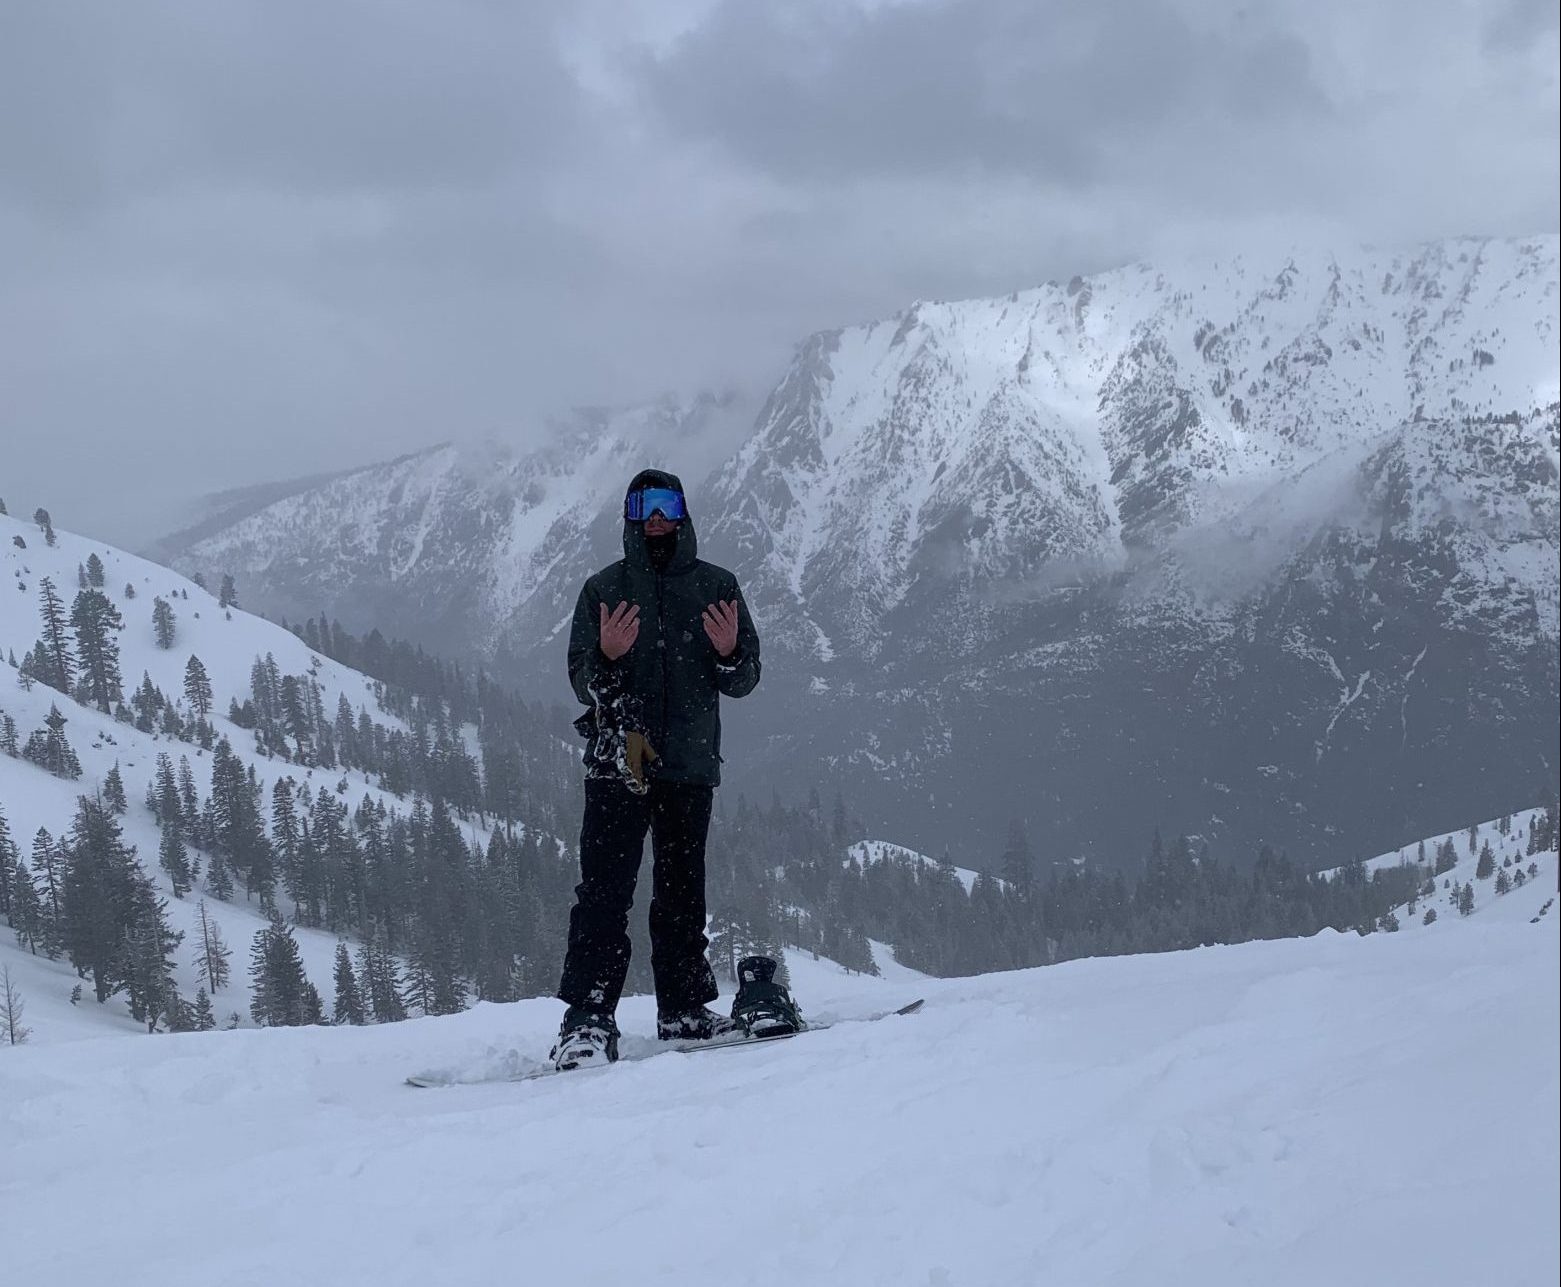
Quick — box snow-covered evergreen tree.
[71,588,125,713]
[102,762,128,815]
[248,910,315,1027]
[23,704,83,780]
[183,655,214,720]
[60,797,140,1003]
[35,577,75,693]
[152,596,177,650]
[332,941,366,1025]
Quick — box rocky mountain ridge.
[164,236,1560,867]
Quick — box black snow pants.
[556,777,719,1016]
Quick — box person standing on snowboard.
[551,469,771,1070]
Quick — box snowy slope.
[3,851,1554,1287]
[849,838,1006,893]
[0,512,498,1038]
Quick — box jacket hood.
[622,468,698,573]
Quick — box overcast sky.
[2,0,1556,546]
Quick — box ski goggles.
[624,486,687,522]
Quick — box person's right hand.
[599,600,640,660]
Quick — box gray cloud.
[636,0,1328,183]
[0,0,1554,547]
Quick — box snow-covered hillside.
[0,511,500,1037]
[849,838,1006,894]
[4,846,1555,1286]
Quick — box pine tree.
[248,910,313,1027]
[205,845,235,902]
[0,803,17,921]
[357,925,407,1023]
[159,817,192,898]
[71,589,125,713]
[178,758,201,834]
[9,860,46,954]
[1457,883,1475,917]
[1422,906,1437,925]
[85,553,106,588]
[1434,838,1458,876]
[1000,818,1034,892]
[1476,842,1496,880]
[124,582,136,600]
[122,875,184,1032]
[35,577,75,692]
[332,941,366,1024]
[193,987,216,1031]
[23,705,83,779]
[183,655,214,720]
[33,507,56,547]
[60,796,140,1003]
[219,574,239,610]
[193,900,232,993]
[103,763,128,815]
[1495,867,1512,895]
[30,827,64,937]
[0,713,18,756]
[1,966,30,1044]
[152,597,177,650]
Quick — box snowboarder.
[551,469,766,1070]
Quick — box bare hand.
[600,601,640,660]
[702,599,740,658]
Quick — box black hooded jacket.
[567,469,761,787]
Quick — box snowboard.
[404,998,924,1088]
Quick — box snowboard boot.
[549,1005,620,1071]
[730,956,804,1037]
[656,1005,742,1043]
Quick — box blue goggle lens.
[625,487,686,521]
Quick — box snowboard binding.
[730,955,804,1038]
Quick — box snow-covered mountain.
[155,393,753,668]
[157,237,1560,868]
[5,816,1556,1286]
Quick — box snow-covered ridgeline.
[706,235,1559,644]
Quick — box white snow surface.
[4,853,1556,1287]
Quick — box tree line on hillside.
[4,528,1556,1035]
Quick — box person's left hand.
[702,600,740,658]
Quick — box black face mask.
[645,529,677,570]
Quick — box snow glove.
[573,662,660,795]
[623,730,659,795]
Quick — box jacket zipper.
[656,572,669,750]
